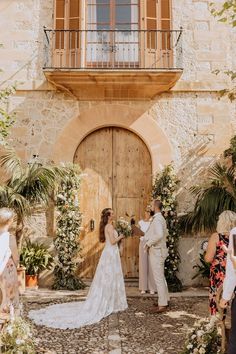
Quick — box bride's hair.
[99,208,112,243]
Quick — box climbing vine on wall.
[53,166,85,290]
[152,164,182,292]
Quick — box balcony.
[43,29,183,100]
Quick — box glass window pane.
[115,5,131,23]
[115,0,139,4]
[56,0,65,18]
[97,0,110,3]
[70,0,79,17]
[97,5,110,23]
[147,0,156,18]
[161,0,170,19]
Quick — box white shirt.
[222,227,236,301]
[138,220,151,233]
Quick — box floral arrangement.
[152,163,182,292]
[0,316,35,353]
[53,166,85,290]
[181,318,222,354]
[116,217,132,237]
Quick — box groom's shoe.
[149,306,169,314]
[152,301,170,308]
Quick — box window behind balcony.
[53,0,172,69]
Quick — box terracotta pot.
[25,275,38,288]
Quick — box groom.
[144,199,169,313]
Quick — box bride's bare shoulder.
[105,224,113,231]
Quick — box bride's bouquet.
[116,217,132,238]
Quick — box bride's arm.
[106,224,124,245]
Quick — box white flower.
[6,325,13,335]
[16,339,25,345]
[199,348,205,354]
[187,344,193,349]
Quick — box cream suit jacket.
[144,212,168,252]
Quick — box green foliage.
[53,166,85,290]
[224,135,236,164]
[0,149,79,248]
[0,316,35,354]
[181,318,222,354]
[0,86,16,145]
[152,164,183,292]
[210,2,236,101]
[20,240,53,276]
[210,1,236,27]
[192,253,211,280]
[0,42,16,145]
[180,143,236,233]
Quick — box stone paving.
[22,287,209,354]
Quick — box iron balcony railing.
[43,29,183,70]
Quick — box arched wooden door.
[74,127,152,278]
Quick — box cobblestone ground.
[24,296,208,354]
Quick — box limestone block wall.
[0,0,236,286]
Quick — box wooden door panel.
[74,126,152,278]
[74,128,113,278]
[113,127,152,278]
[116,197,141,278]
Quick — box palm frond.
[0,148,23,179]
[0,185,30,221]
[182,185,236,233]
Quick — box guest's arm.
[9,235,19,267]
[204,233,218,263]
[222,232,236,304]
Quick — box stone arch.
[51,104,173,173]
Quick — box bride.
[29,208,128,329]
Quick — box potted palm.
[20,240,53,288]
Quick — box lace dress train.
[29,230,127,329]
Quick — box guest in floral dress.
[205,210,236,316]
[0,208,19,314]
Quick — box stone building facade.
[0,0,235,285]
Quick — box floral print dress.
[209,233,229,315]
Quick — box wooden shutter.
[54,0,80,49]
[146,0,158,49]
[55,0,65,49]
[160,0,171,49]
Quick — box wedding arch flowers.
[53,166,85,290]
[152,163,182,292]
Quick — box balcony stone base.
[44,70,183,100]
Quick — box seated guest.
[205,210,236,316]
[0,208,19,314]
[220,227,236,354]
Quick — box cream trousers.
[149,248,169,307]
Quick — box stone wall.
[0,0,236,286]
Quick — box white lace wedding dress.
[28,228,128,329]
